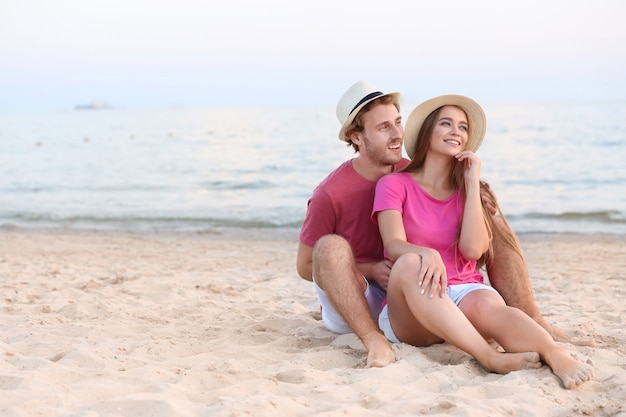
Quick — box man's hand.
[360,259,394,290]
[480,181,498,216]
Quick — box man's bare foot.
[483,351,542,374]
[537,318,596,347]
[543,345,593,389]
[364,334,395,368]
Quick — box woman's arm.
[377,209,412,262]
[377,209,447,293]
[456,151,489,259]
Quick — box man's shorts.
[313,274,386,334]
[379,282,500,344]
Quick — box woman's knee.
[461,291,505,322]
[393,253,422,272]
[389,253,422,286]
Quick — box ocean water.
[0,101,624,235]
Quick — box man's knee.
[313,234,352,262]
[312,235,355,281]
[312,234,365,295]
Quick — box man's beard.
[362,136,402,167]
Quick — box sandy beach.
[0,226,624,417]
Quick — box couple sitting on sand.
[296,80,593,390]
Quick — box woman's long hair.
[401,106,523,269]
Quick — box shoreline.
[1,227,624,416]
[2,223,625,239]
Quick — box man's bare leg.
[312,235,395,367]
[487,218,595,346]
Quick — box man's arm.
[296,241,314,281]
[479,182,594,345]
[479,181,498,215]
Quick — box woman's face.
[429,105,469,156]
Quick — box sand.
[0,226,624,417]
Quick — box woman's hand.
[418,248,447,298]
[455,150,481,187]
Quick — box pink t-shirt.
[372,172,483,285]
[300,159,409,264]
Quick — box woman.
[372,95,592,389]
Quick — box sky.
[1,0,625,112]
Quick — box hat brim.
[339,91,401,141]
[403,95,486,158]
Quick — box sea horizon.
[1,101,624,235]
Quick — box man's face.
[355,103,404,167]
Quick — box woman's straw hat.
[403,95,486,158]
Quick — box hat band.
[349,91,383,116]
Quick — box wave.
[506,210,626,235]
[1,210,624,235]
[503,178,626,186]
[510,210,625,224]
[0,212,304,231]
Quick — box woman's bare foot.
[543,345,593,389]
[483,351,542,374]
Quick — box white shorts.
[379,283,500,343]
[313,274,386,334]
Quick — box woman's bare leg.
[387,254,541,374]
[487,218,594,346]
[460,290,593,389]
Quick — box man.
[296,80,588,368]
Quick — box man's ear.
[349,131,362,146]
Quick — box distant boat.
[75,101,110,110]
